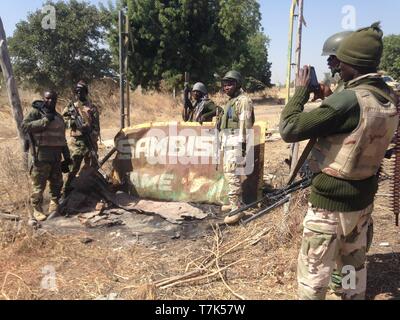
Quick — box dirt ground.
[0,87,399,300]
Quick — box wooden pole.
[0,17,25,152]
[284,0,297,106]
[289,0,305,177]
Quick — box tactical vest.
[220,95,242,130]
[70,102,93,138]
[33,114,67,147]
[309,85,399,180]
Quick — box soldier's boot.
[224,204,245,225]
[33,205,47,222]
[221,204,232,213]
[48,200,59,216]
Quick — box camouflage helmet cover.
[322,31,353,56]
[222,70,243,86]
[192,82,208,95]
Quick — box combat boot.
[33,205,47,222]
[48,200,59,215]
[224,205,245,225]
[220,204,232,213]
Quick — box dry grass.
[1,84,398,300]
[0,198,306,300]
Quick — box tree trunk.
[0,17,25,153]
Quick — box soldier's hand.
[296,65,311,88]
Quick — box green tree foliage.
[380,35,400,80]
[8,0,112,93]
[107,0,271,91]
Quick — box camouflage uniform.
[220,90,255,210]
[62,100,100,194]
[298,204,373,300]
[22,105,70,216]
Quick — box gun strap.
[287,138,317,185]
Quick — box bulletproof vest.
[220,95,242,130]
[33,114,67,147]
[70,101,93,138]
[309,85,399,180]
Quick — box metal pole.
[119,10,125,130]
[0,17,25,153]
[125,14,131,127]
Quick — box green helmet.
[322,31,353,56]
[192,82,207,95]
[222,70,242,86]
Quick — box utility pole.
[284,0,297,106]
[289,0,305,179]
[125,14,131,127]
[119,10,126,130]
[0,17,25,153]
[284,0,306,214]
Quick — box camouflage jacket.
[63,100,100,139]
[220,90,255,143]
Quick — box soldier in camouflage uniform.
[183,82,217,123]
[218,71,255,224]
[22,91,71,222]
[280,23,399,300]
[62,81,100,196]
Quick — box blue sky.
[1,0,399,84]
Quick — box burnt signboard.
[112,122,266,205]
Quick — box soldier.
[22,91,71,222]
[62,81,100,196]
[218,70,255,224]
[322,30,353,92]
[280,23,399,300]
[183,82,217,123]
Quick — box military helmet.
[75,80,89,93]
[322,31,353,56]
[192,82,207,95]
[222,70,242,86]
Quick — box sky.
[1,0,399,84]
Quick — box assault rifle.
[68,103,100,169]
[225,174,312,225]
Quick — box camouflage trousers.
[30,161,63,207]
[64,137,98,194]
[223,148,242,208]
[297,203,373,300]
